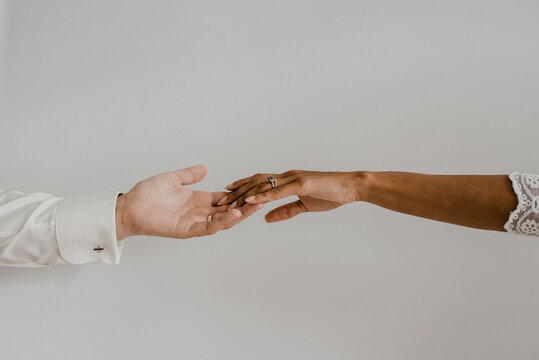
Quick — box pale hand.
[115,165,263,239]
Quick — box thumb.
[265,200,307,223]
[174,164,207,185]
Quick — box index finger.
[225,175,254,191]
[244,182,302,205]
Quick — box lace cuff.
[504,172,539,236]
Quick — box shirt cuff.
[55,192,125,265]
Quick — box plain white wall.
[1,0,539,359]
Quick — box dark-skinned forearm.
[356,172,518,231]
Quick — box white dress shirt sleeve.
[0,189,125,267]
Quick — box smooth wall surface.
[1,1,539,359]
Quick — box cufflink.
[93,244,106,253]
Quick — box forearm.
[357,172,518,231]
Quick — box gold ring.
[268,175,278,189]
[207,214,213,222]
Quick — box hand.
[115,165,263,240]
[218,170,363,222]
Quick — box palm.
[120,166,261,239]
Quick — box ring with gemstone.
[207,214,213,222]
[268,175,278,189]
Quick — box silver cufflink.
[93,244,105,253]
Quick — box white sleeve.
[0,190,125,267]
[504,173,539,236]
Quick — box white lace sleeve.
[504,172,539,236]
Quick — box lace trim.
[504,172,539,236]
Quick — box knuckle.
[296,176,312,192]
[284,206,294,218]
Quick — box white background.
[1,0,539,359]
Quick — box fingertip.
[264,212,276,223]
[176,164,207,184]
[191,164,207,174]
[230,209,242,218]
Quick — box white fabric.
[0,190,123,267]
[504,172,539,236]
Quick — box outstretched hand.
[219,170,362,222]
[115,165,263,239]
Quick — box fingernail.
[217,196,227,205]
[229,201,237,209]
[245,196,255,203]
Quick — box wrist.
[115,193,132,240]
[352,171,374,202]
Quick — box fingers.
[188,209,241,237]
[209,205,229,215]
[174,164,207,185]
[265,200,307,223]
[211,191,229,205]
[225,176,253,191]
[244,182,303,205]
[224,181,274,208]
[188,203,263,237]
[210,208,243,228]
[218,173,297,207]
[217,181,256,206]
[213,203,262,231]
[219,173,270,205]
[234,202,264,222]
[225,170,300,191]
